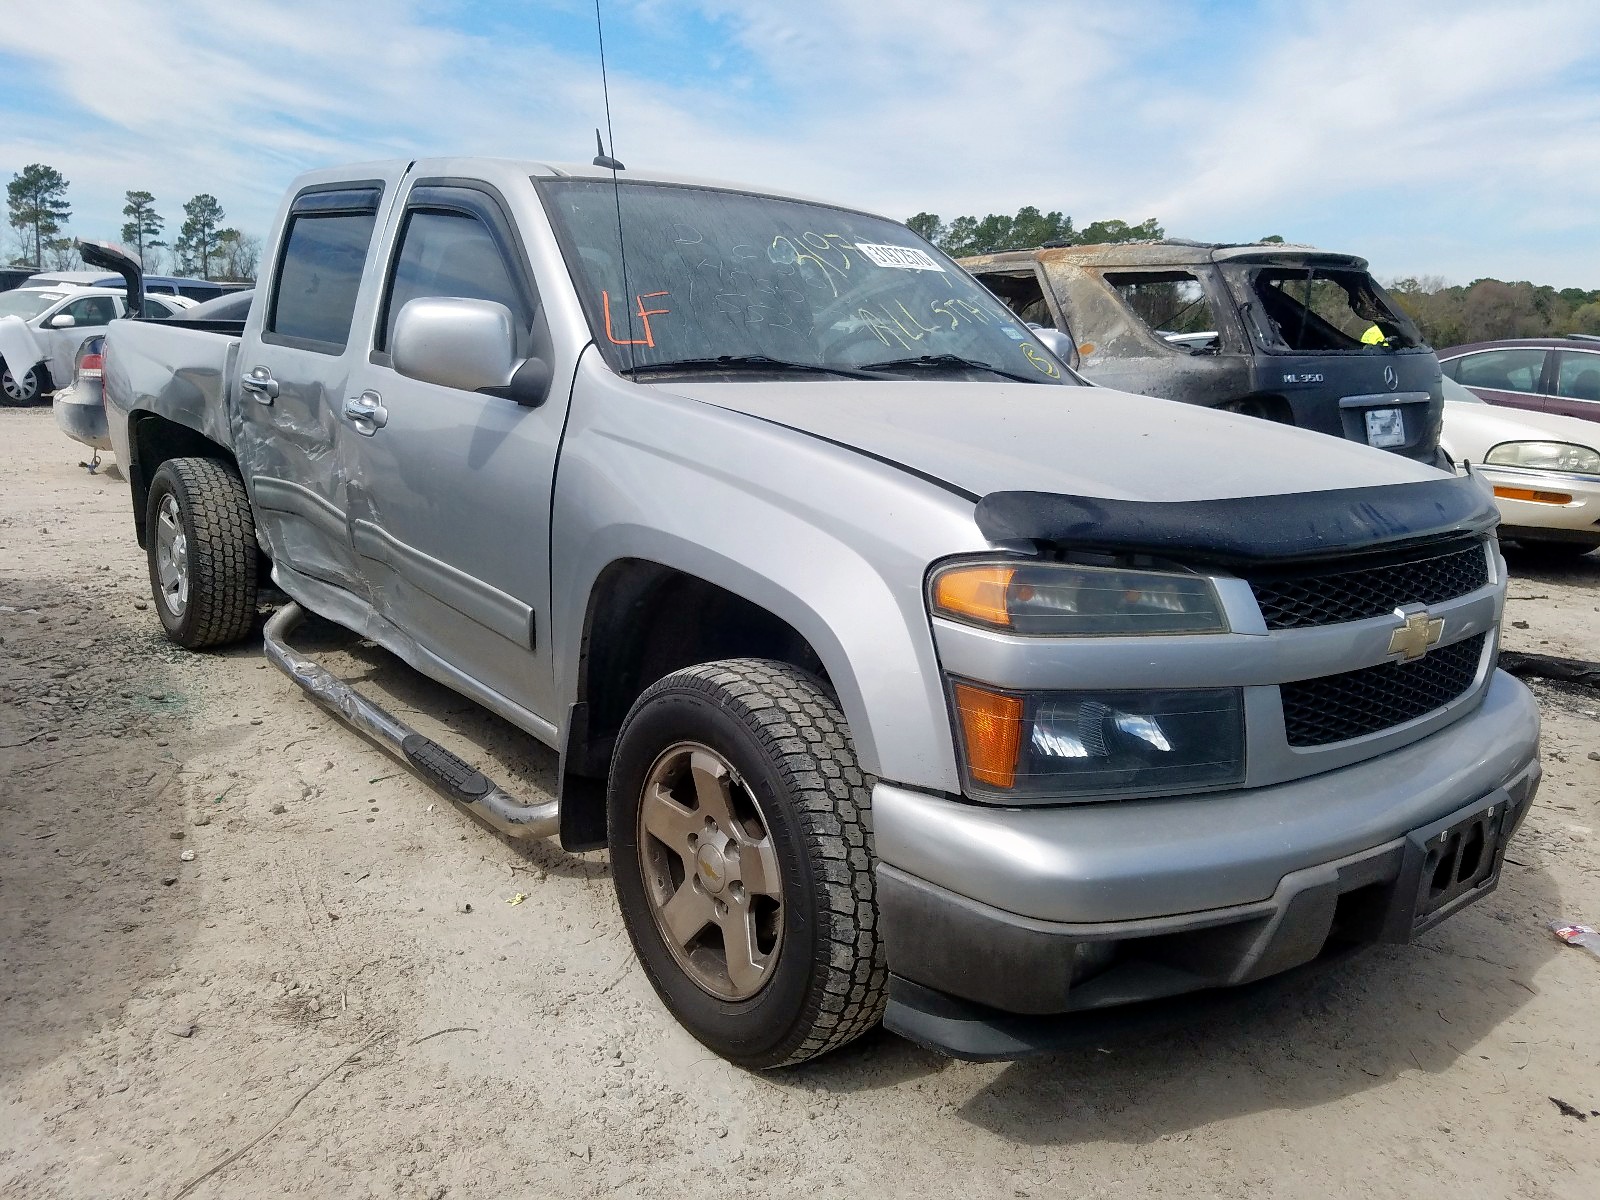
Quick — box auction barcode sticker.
[854,243,945,271]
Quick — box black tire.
[609,659,886,1068]
[0,360,46,406]
[145,457,260,648]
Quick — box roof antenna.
[592,0,636,364]
[593,129,624,172]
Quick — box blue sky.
[3,0,1598,287]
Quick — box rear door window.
[267,204,380,350]
[1453,348,1548,394]
[1554,351,1600,401]
[1106,271,1218,351]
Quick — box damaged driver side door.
[235,176,401,598]
[337,183,563,724]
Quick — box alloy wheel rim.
[637,741,784,1001]
[154,494,190,617]
[1,368,33,401]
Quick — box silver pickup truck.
[99,157,1541,1068]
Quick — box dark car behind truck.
[963,241,1446,466]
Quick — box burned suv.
[964,241,1446,466]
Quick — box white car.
[1442,375,1600,559]
[0,287,190,406]
[0,287,127,404]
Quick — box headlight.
[950,680,1245,798]
[1484,441,1600,474]
[930,560,1228,636]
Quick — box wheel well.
[128,414,237,547]
[559,560,828,849]
[1221,393,1294,424]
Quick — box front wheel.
[609,659,885,1068]
[145,457,261,648]
[0,361,45,406]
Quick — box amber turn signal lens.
[933,566,1015,628]
[952,682,1024,790]
[1493,485,1573,505]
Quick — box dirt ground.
[2,405,1598,1200]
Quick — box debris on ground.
[1549,1097,1590,1121]
[1549,921,1600,960]
[1500,651,1600,688]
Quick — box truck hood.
[660,379,1443,503]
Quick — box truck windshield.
[540,179,1068,384]
[0,290,65,321]
[1224,264,1422,353]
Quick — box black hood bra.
[975,473,1499,565]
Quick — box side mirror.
[392,297,518,394]
[1032,326,1079,372]
[49,312,77,329]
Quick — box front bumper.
[1477,464,1600,545]
[874,669,1541,1058]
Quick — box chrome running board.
[262,602,560,841]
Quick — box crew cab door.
[236,174,402,595]
[339,182,563,720]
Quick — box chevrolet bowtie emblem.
[1388,608,1444,661]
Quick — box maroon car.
[1438,334,1600,424]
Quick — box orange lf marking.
[602,290,673,347]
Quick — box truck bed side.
[103,317,244,544]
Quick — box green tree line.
[5,162,259,281]
[906,206,1165,257]
[1387,276,1600,348]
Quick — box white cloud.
[2,0,1597,284]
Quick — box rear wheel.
[145,457,260,648]
[0,362,45,406]
[609,658,885,1068]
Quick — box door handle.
[343,390,388,434]
[241,366,279,403]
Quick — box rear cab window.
[265,185,383,353]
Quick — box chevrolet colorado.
[97,158,1539,1067]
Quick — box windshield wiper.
[858,353,1042,384]
[624,354,883,381]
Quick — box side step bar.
[262,602,560,841]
